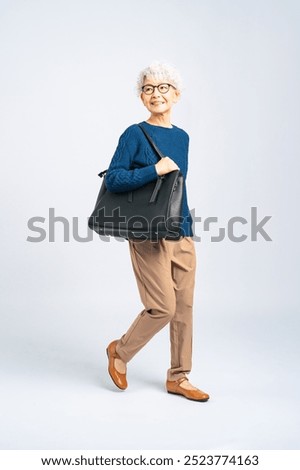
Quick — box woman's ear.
[140,93,146,106]
[173,89,181,103]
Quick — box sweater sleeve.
[105,126,158,193]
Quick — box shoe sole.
[167,390,209,402]
[106,347,127,390]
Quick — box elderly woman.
[105,62,209,402]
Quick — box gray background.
[1,0,299,450]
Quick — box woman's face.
[140,76,180,116]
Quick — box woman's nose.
[152,86,161,96]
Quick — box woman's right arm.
[105,126,158,193]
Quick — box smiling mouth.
[151,101,164,105]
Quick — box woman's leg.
[116,239,177,363]
[167,237,196,381]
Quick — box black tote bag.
[88,125,184,241]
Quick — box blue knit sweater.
[105,121,193,237]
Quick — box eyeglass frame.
[141,83,176,95]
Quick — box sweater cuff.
[138,164,158,184]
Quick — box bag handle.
[138,124,169,203]
[138,124,165,160]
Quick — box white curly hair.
[136,61,183,96]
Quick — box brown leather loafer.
[106,340,127,390]
[166,377,209,402]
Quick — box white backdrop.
[0,0,299,450]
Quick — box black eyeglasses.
[141,83,175,95]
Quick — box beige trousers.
[116,236,196,381]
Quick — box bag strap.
[138,124,165,160]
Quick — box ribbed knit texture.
[105,121,193,236]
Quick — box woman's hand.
[155,157,179,176]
